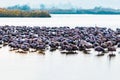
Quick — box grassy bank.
[0,8,51,17]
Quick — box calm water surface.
[0,14,120,29]
[0,14,120,80]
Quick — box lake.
[0,14,120,29]
[0,14,120,80]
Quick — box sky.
[0,0,120,9]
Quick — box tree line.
[0,8,51,17]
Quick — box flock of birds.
[0,25,120,58]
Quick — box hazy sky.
[0,0,120,9]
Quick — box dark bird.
[95,46,105,56]
[108,46,116,53]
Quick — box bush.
[0,8,51,17]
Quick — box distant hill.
[48,7,120,14]
[0,8,51,17]
[6,5,120,14]
[7,4,31,11]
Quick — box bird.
[95,46,105,56]
[108,46,116,53]
[108,46,116,58]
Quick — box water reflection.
[0,46,120,80]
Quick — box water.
[0,14,120,80]
[0,14,120,29]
